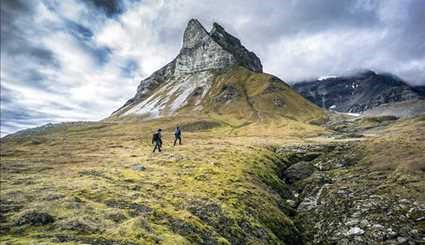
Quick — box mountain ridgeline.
[111,19,323,122]
[292,70,425,114]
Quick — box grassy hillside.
[1,115,424,244]
[200,67,325,123]
[0,117,323,244]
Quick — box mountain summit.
[112,19,322,122]
[293,70,424,114]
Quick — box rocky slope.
[111,19,323,123]
[362,99,425,118]
[292,70,424,113]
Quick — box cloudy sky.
[1,0,424,135]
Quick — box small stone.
[386,228,398,239]
[351,211,362,218]
[416,216,424,221]
[346,227,365,236]
[286,199,296,207]
[399,199,410,204]
[372,224,384,230]
[397,236,408,244]
[354,236,364,242]
[345,218,359,226]
[359,219,369,228]
[131,164,145,171]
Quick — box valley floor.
[0,115,424,244]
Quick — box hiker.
[174,126,182,146]
[152,129,162,152]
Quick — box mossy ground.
[1,115,424,244]
[0,116,324,244]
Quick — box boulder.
[283,161,316,184]
[16,210,54,226]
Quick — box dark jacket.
[152,132,162,144]
[175,128,181,137]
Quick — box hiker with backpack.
[152,129,162,152]
[174,126,182,146]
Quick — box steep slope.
[292,70,423,113]
[111,19,323,123]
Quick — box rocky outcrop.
[292,70,423,113]
[15,210,55,226]
[210,23,262,72]
[274,143,425,244]
[112,19,262,117]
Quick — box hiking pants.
[174,136,182,146]
[153,142,162,152]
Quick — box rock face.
[112,19,263,118]
[292,70,423,113]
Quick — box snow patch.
[123,71,214,118]
[318,75,337,81]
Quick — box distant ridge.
[292,70,423,113]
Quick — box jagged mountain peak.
[182,18,209,49]
[179,19,262,73]
[111,19,321,121]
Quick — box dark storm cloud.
[1,0,425,136]
[83,0,126,17]
[63,19,112,66]
[234,0,381,43]
[65,20,94,40]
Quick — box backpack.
[152,133,159,142]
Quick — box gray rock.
[345,227,365,236]
[372,224,385,230]
[397,236,408,244]
[15,210,54,226]
[345,218,360,226]
[386,228,398,239]
[283,161,316,184]
[131,164,145,171]
[210,22,262,72]
[285,199,297,207]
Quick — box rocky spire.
[112,19,264,116]
[182,19,210,49]
[176,19,262,73]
